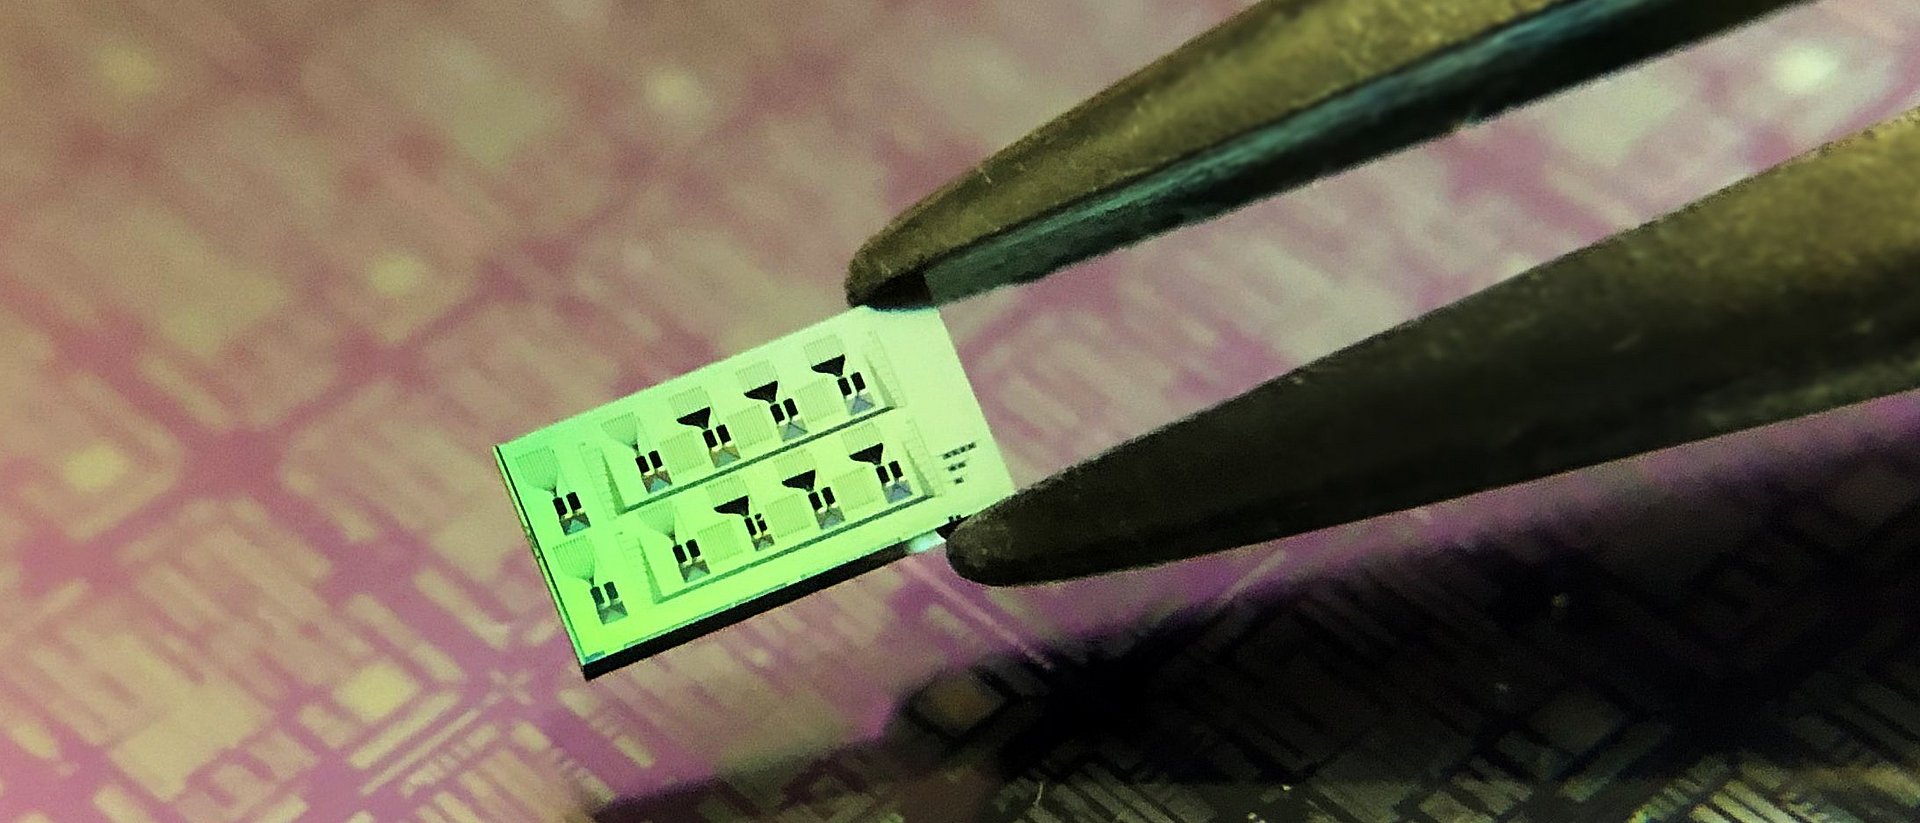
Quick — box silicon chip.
[494,308,1013,678]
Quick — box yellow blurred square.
[366,253,426,298]
[63,441,130,493]
[331,662,420,724]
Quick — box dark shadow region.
[597,417,1920,822]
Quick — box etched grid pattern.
[0,1,1918,821]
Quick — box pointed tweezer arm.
[844,0,1920,584]
[847,0,1804,308]
[950,109,1920,584]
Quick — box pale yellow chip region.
[93,782,162,823]
[253,795,310,823]
[7,717,62,761]
[608,734,654,769]
[366,252,426,298]
[110,678,267,801]
[428,499,519,582]
[643,66,718,134]
[510,720,551,751]
[119,206,289,360]
[297,702,353,750]
[1534,62,1695,169]
[62,441,131,493]
[93,40,163,105]
[377,28,559,169]
[332,661,421,724]
[1771,43,1842,96]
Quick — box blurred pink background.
[2,1,1919,820]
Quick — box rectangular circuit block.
[495,307,1013,678]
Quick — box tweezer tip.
[846,247,935,309]
[943,515,1029,586]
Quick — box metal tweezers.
[844,0,1920,585]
